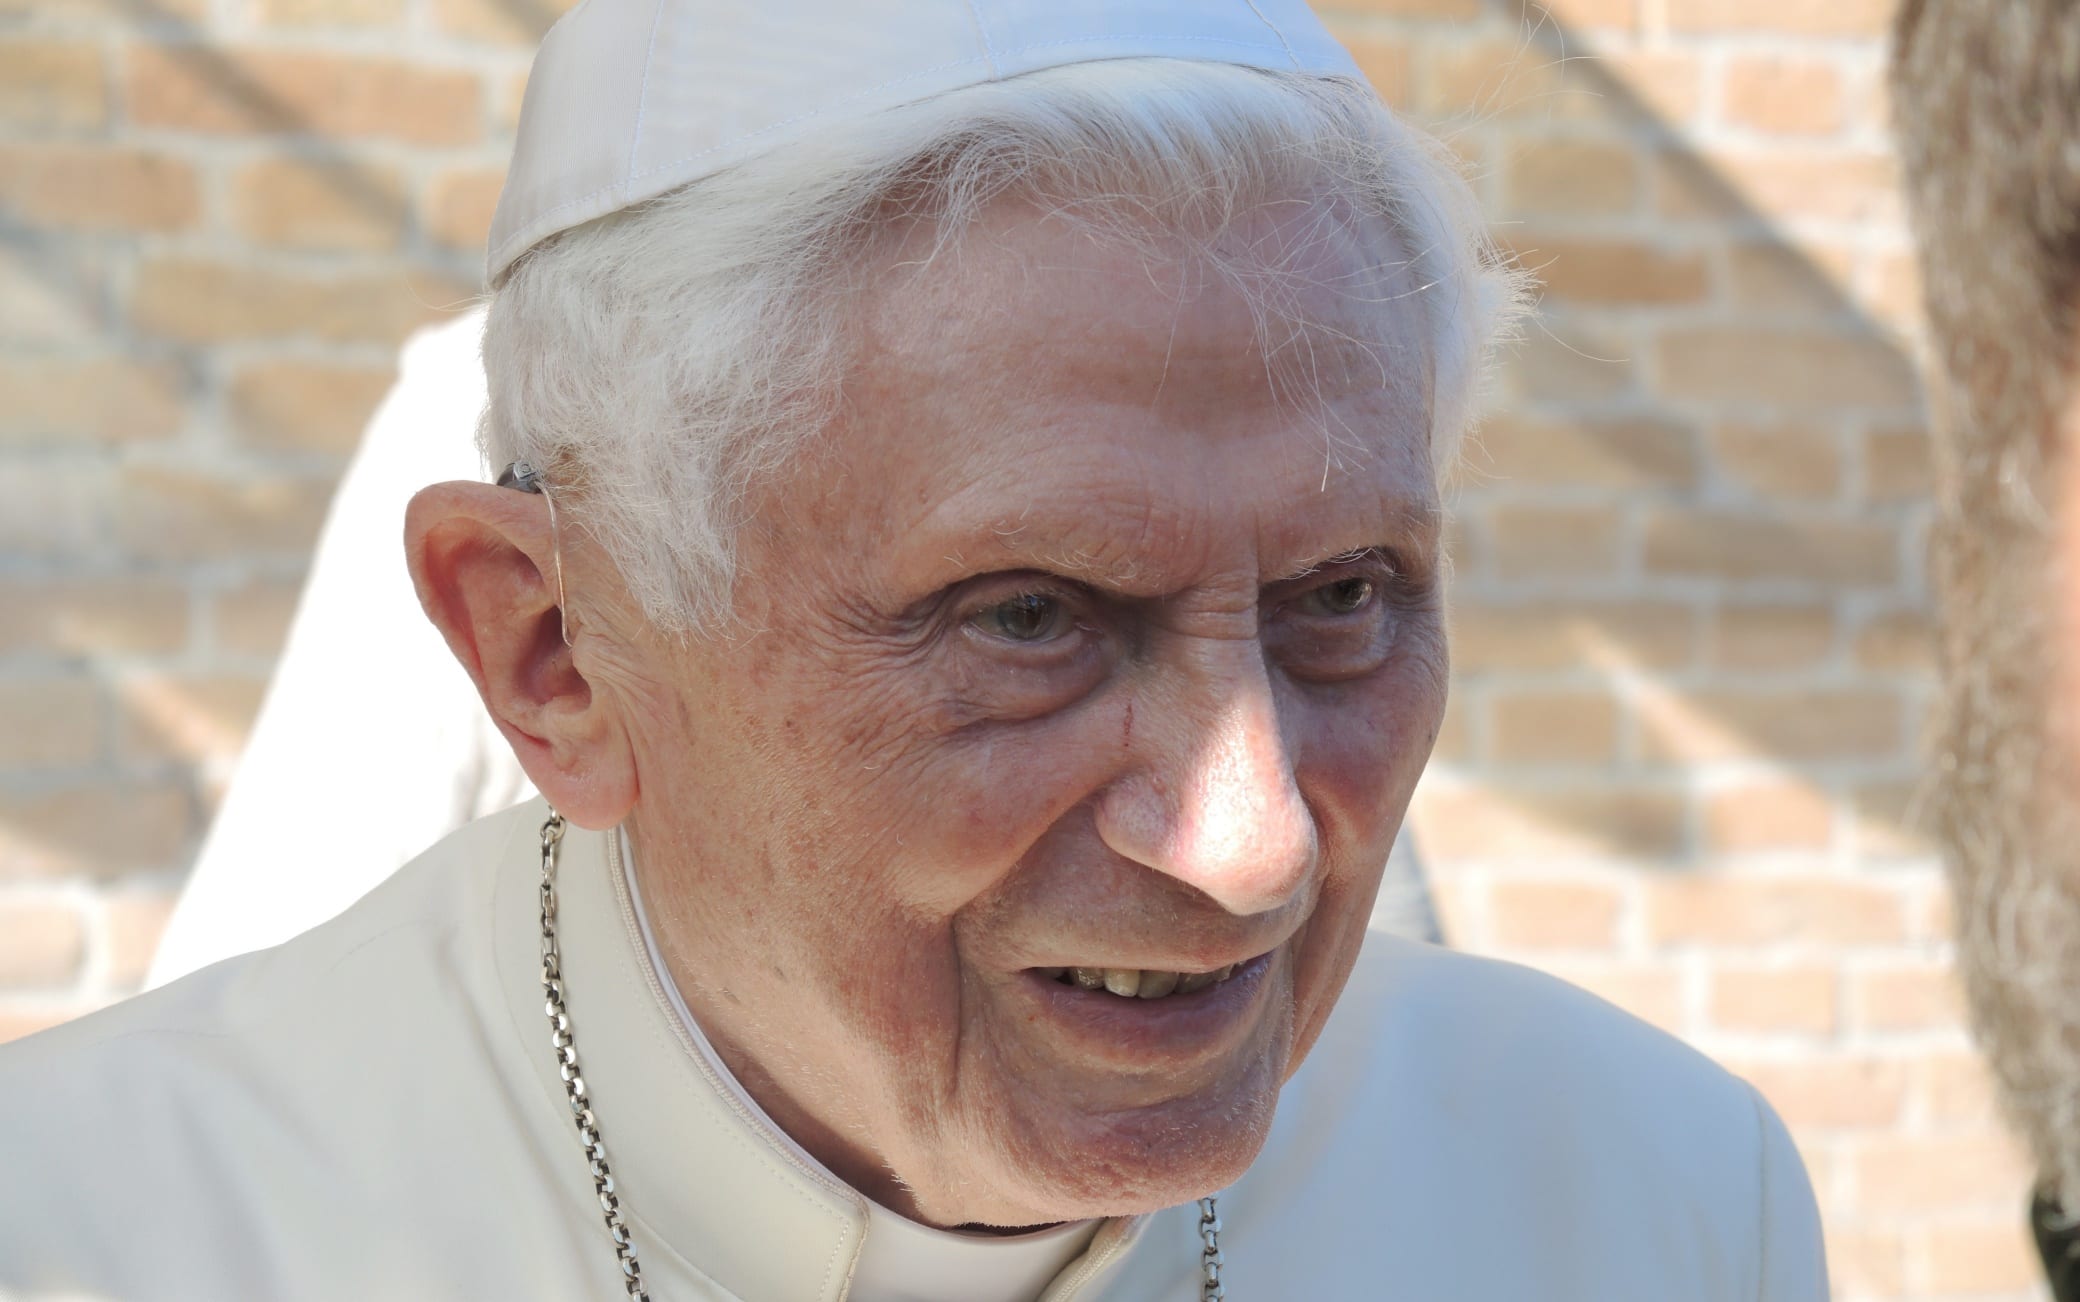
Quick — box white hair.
[481,58,1523,633]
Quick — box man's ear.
[404,480,636,829]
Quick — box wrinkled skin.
[416,194,1445,1230]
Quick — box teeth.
[1053,963,1246,997]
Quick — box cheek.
[1293,626,1447,845]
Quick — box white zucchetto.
[488,0,1362,282]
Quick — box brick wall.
[0,0,2023,1296]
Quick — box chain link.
[539,812,651,1302]
[1197,1196,1224,1301]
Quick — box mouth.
[1034,964,1247,1000]
[1011,951,1279,1069]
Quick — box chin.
[963,1054,1287,1226]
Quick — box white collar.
[616,828,1102,1302]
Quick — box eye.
[970,591,1076,643]
[1295,575,1377,617]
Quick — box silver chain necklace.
[534,811,1226,1301]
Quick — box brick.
[1601,50,1702,125]
[1488,879,1624,949]
[1739,1057,1911,1129]
[115,466,332,562]
[0,782,192,881]
[103,887,178,991]
[229,359,394,455]
[211,577,303,659]
[1341,33,1410,110]
[0,247,105,347]
[1535,960,1686,1034]
[1852,962,1964,1033]
[1920,1053,2001,1126]
[1531,0,1635,28]
[1418,39,1605,124]
[1866,248,1925,334]
[115,672,267,767]
[1923,1221,2045,1294]
[1672,151,1905,225]
[0,146,200,233]
[254,0,407,23]
[1647,876,1906,947]
[1414,784,1686,862]
[498,68,531,134]
[1720,57,1845,138]
[1510,237,1709,307]
[1863,424,1935,502]
[1431,692,1472,765]
[1490,690,1619,766]
[1854,610,1933,674]
[426,165,507,251]
[0,578,190,657]
[1710,603,1835,671]
[1642,688,1900,763]
[431,0,579,42]
[1450,600,1695,673]
[1501,141,1640,218]
[1486,503,1624,580]
[0,677,103,771]
[1708,423,1841,500]
[0,40,106,131]
[1702,779,1833,854]
[1724,241,1855,317]
[1653,148,1748,224]
[132,258,473,346]
[0,462,104,560]
[1332,0,1479,16]
[231,157,410,252]
[1923,878,1955,942]
[1665,0,1894,39]
[1657,327,1918,409]
[1826,1229,1904,1299]
[1511,319,1633,401]
[0,899,86,986]
[0,357,184,446]
[1708,967,1837,1036]
[1471,414,1697,492]
[1642,509,1896,585]
[126,44,482,146]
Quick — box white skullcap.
[489,0,1363,282]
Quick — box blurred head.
[410,59,1519,1230]
[1893,0,2080,1206]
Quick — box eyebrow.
[916,500,1441,597]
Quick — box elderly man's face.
[619,194,1443,1228]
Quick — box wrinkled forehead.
[860,192,1436,441]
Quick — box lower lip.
[1010,952,1277,1067]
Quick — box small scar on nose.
[1122,699,1134,748]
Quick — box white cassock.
[1,798,1827,1300]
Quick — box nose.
[1094,658,1317,916]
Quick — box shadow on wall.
[1399,2,1932,881]
[0,0,1933,891]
